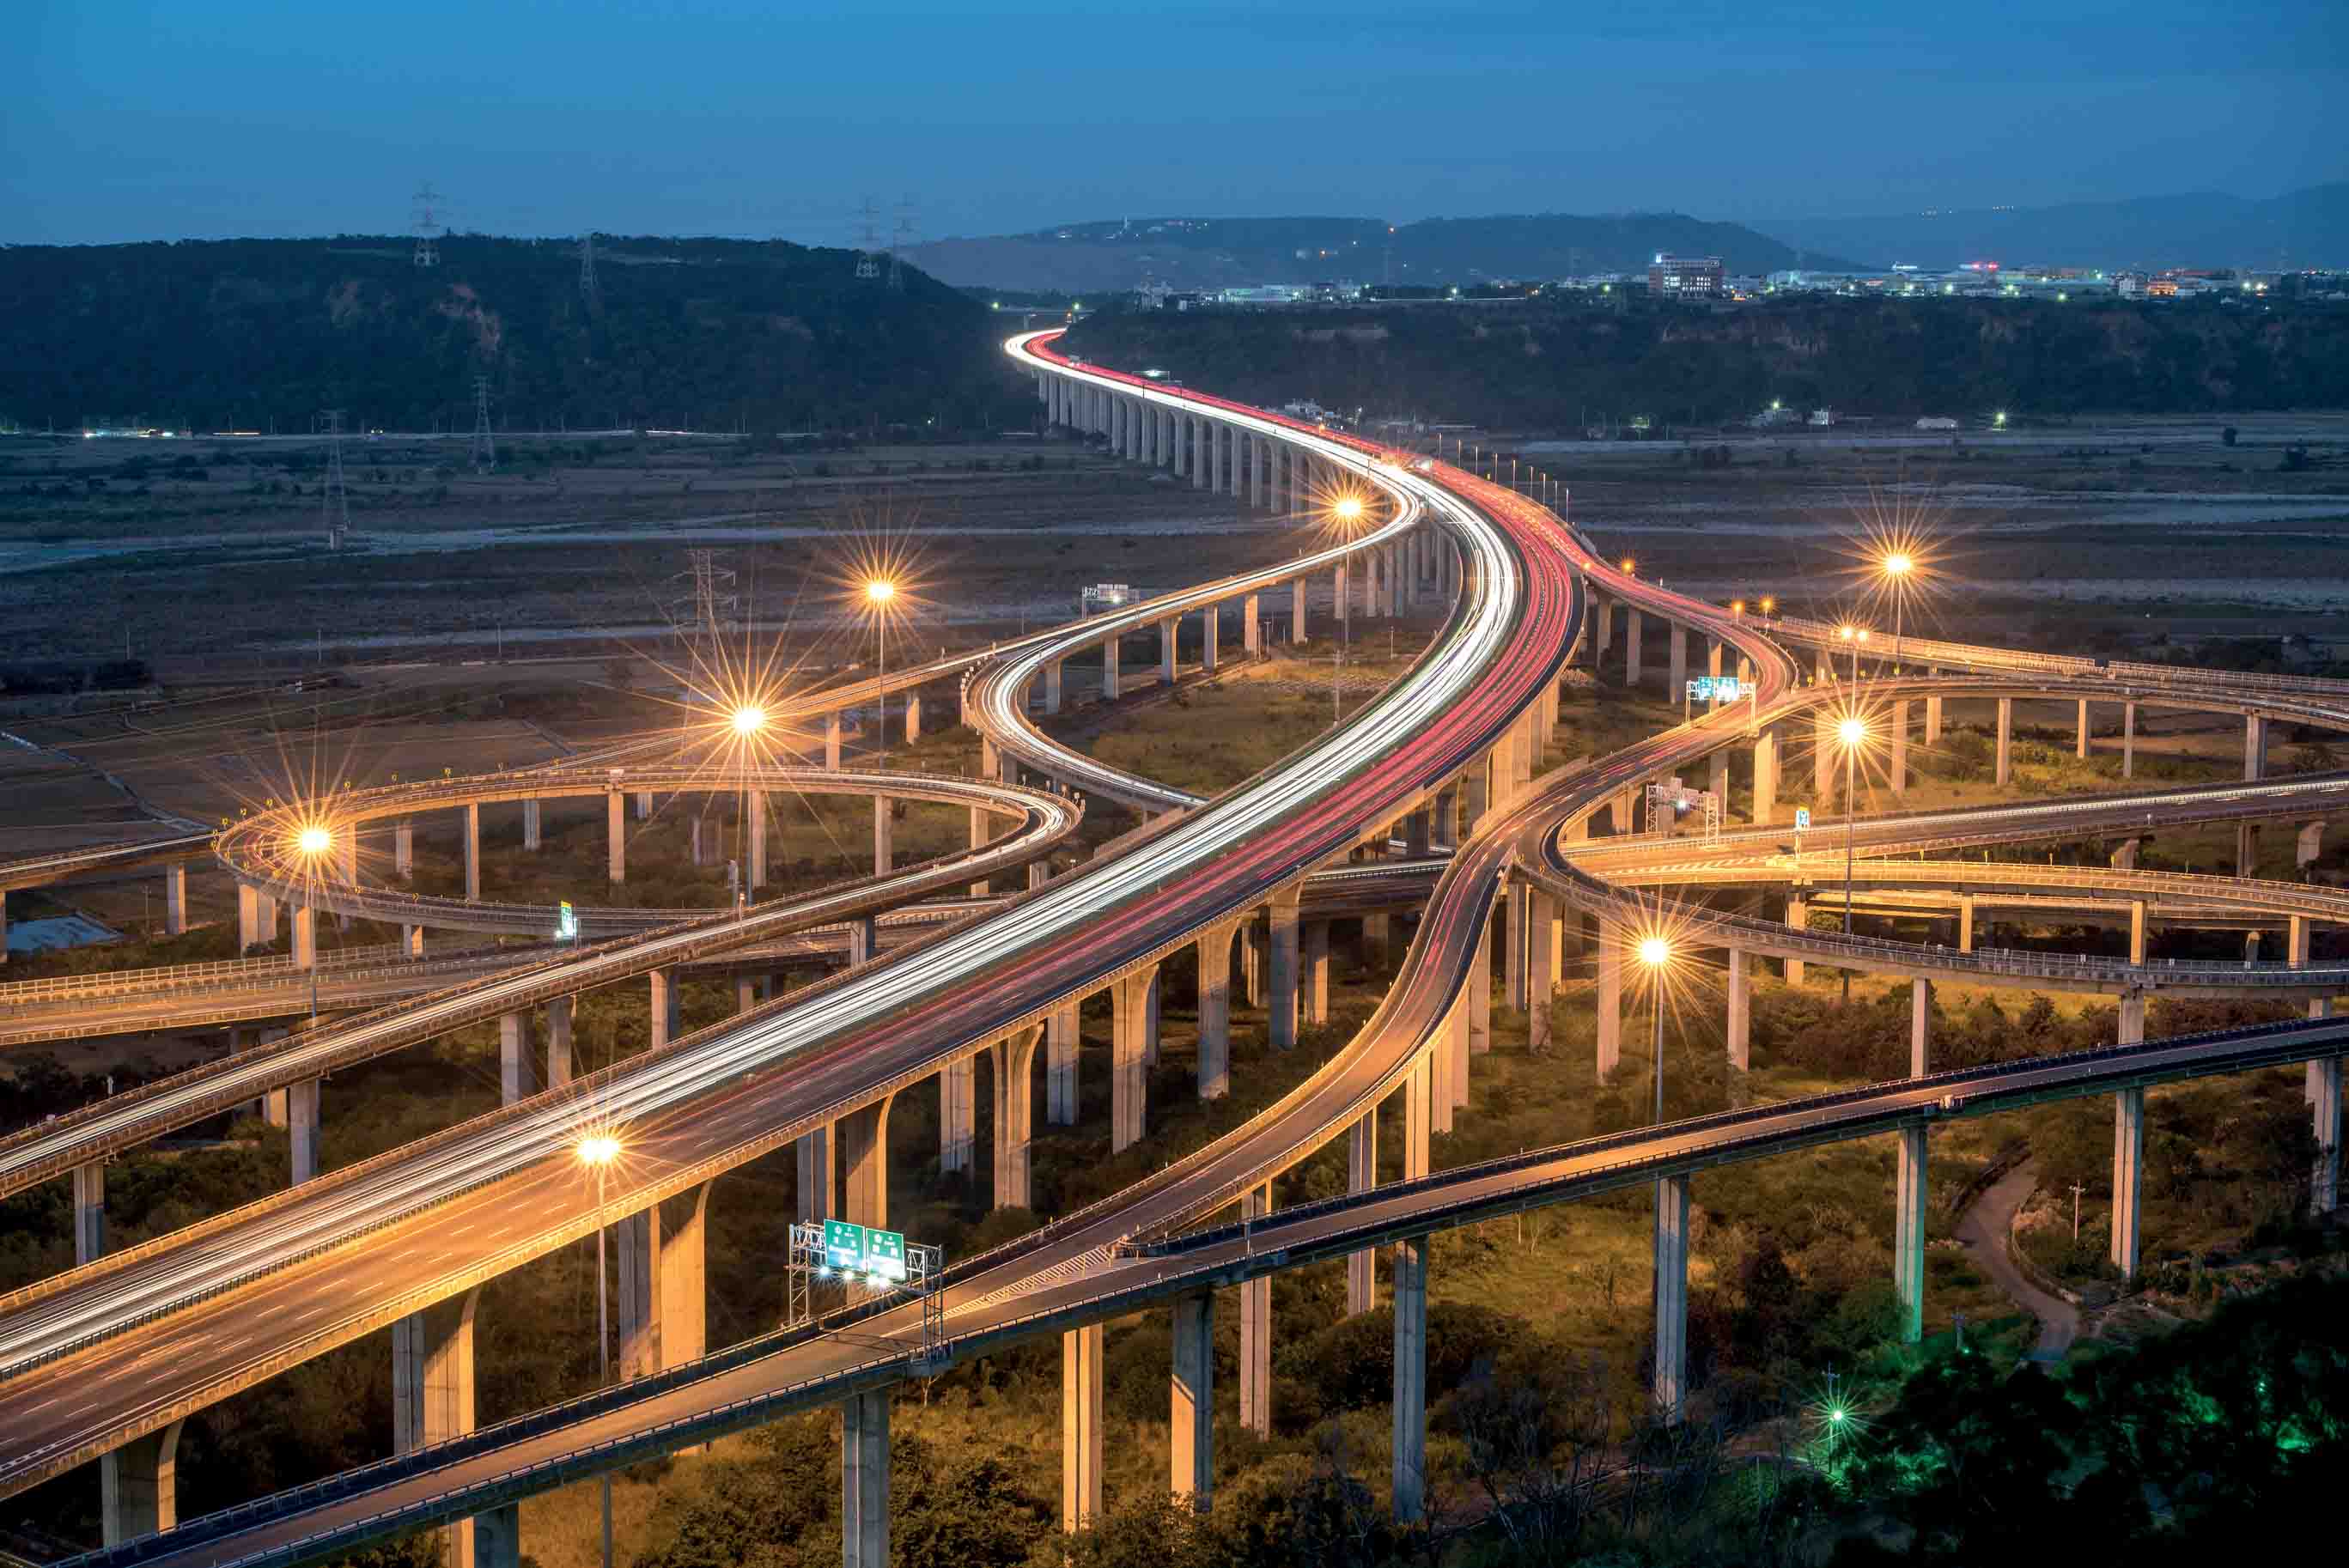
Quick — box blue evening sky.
[7,0,2343,244]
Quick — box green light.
[1829,1407,1847,1425]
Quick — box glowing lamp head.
[863,580,896,605]
[1620,557,1636,575]
[1636,936,1672,969]
[1838,624,1855,641]
[1838,717,1867,747]
[1331,495,1365,524]
[1730,599,1745,616]
[1828,1406,1847,1425]
[1883,551,1914,578]
[1760,596,1775,615]
[295,824,332,856]
[577,1133,621,1168]
[729,705,767,736]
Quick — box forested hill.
[0,237,1031,435]
[1061,296,2349,427]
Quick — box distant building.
[1915,416,1959,430]
[1647,254,1725,298]
[1079,584,1140,617]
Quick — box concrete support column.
[1786,898,1809,984]
[2111,1085,2145,1278]
[100,1421,185,1548]
[521,799,541,852]
[2076,698,2091,759]
[162,862,186,935]
[1043,658,1062,714]
[394,818,414,878]
[1102,635,1121,702]
[967,805,992,897]
[1343,1111,1380,1316]
[1111,963,1159,1152]
[795,1127,831,1225]
[1623,608,1644,686]
[1200,602,1219,674]
[1243,592,1261,657]
[1668,623,1687,698]
[606,791,625,884]
[288,1077,320,1183]
[2123,702,2136,777]
[403,923,423,957]
[1596,926,1622,1079]
[940,1054,976,1175]
[2311,1054,2341,1216]
[2129,900,2148,964]
[1726,946,1750,1071]
[462,801,481,902]
[824,712,843,769]
[870,793,893,877]
[634,790,652,821]
[1047,1003,1080,1125]
[1171,1292,1215,1510]
[1653,1174,1690,1420]
[1239,1184,1272,1435]
[904,693,922,744]
[1752,726,1778,825]
[1909,977,1932,1077]
[1895,1125,1927,1342]
[1925,694,1943,745]
[746,791,766,892]
[1391,1231,1429,1523]
[391,1291,478,1565]
[1890,700,1910,793]
[990,1026,1040,1211]
[290,903,315,970]
[1158,616,1178,686]
[1267,885,1302,1049]
[237,882,259,951]
[842,1389,890,1568]
[500,1012,536,1104]
[1957,893,1975,954]
[1995,696,2013,787]
[1196,921,1238,1101]
[1291,576,1307,644]
[1061,1324,1104,1532]
[841,1094,893,1228]
[2246,714,2268,781]
[545,994,574,1085]
[73,1161,105,1264]
[1302,920,1330,1024]
[649,967,680,1050]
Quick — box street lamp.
[295,824,332,857]
[1637,936,1673,1127]
[1836,715,1866,1001]
[862,579,896,765]
[729,704,766,737]
[1327,495,1369,726]
[578,1132,622,1568]
[1878,551,1914,674]
[1835,624,1869,686]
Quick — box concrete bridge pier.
[522,799,541,852]
[392,1291,478,1565]
[237,883,261,951]
[2299,820,2328,872]
[825,713,843,770]
[403,924,423,957]
[1752,727,1778,825]
[649,968,680,1050]
[101,1420,185,1547]
[873,795,892,876]
[1726,947,1750,1070]
[1335,563,1350,634]
[1242,592,1261,657]
[843,1389,891,1568]
[1047,1003,1080,1125]
[1653,1173,1691,1420]
[1957,893,1975,954]
[796,1127,831,1225]
[2312,1054,2341,1216]
[500,1012,537,1103]
[1102,635,1121,701]
[1895,1126,1927,1341]
[1890,701,1910,793]
[1044,659,1062,714]
[1909,978,1932,1076]
[1062,1324,1104,1532]
[1347,1111,1378,1315]
[464,802,481,901]
[1158,616,1178,685]
[1290,576,1308,645]
[546,995,573,1085]
[747,792,767,892]
[1391,1230,1430,1523]
[2237,823,2261,876]
[990,1026,1040,1210]
[289,903,315,970]
[288,1078,321,1183]
[1171,1292,1215,1510]
[2122,702,2136,776]
[1303,920,1330,1024]
[1596,929,1622,1079]
[1267,886,1303,1049]
[2112,1085,2145,1278]
[968,805,993,897]
[841,1095,893,1228]
[1624,609,1644,686]
[1111,963,1159,1152]
[940,1054,975,1175]
[1784,898,1809,985]
[1668,623,1687,698]
[849,915,877,968]
[634,791,652,821]
[395,818,415,878]
[74,1162,104,1264]
[904,694,922,743]
[1196,920,1239,1100]
[2245,714,2267,781]
[1239,1183,1273,1436]
[1925,694,1943,746]
[1364,910,1392,972]
[1995,696,2013,787]
[162,862,186,935]
[606,790,625,885]
[1201,603,1219,674]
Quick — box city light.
[295,824,332,856]
[1838,716,1867,748]
[1620,556,1636,575]
[1730,599,1746,617]
[729,705,767,736]
[1330,495,1365,524]
[1881,552,1913,580]
[577,1133,621,1168]
[864,579,896,605]
[1638,935,1673,968]
[1759,596,1775,616]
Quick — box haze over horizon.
[9,0,2344,247]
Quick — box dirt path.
[1953,1158,2079,1362]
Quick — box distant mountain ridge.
[1751,183,2349,272]
[907,213,1865,293]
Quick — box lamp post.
[863,579,896,765]
[578,1133,621,1568]
[1329,495,1365,726]
[1879,552,1913,675]
[1837,716,1865,1002]
[729,706,765,909]
[1638,936,1672,1126]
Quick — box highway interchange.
[2,328,2344,1565]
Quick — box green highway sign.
[821,1219,910,1280]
